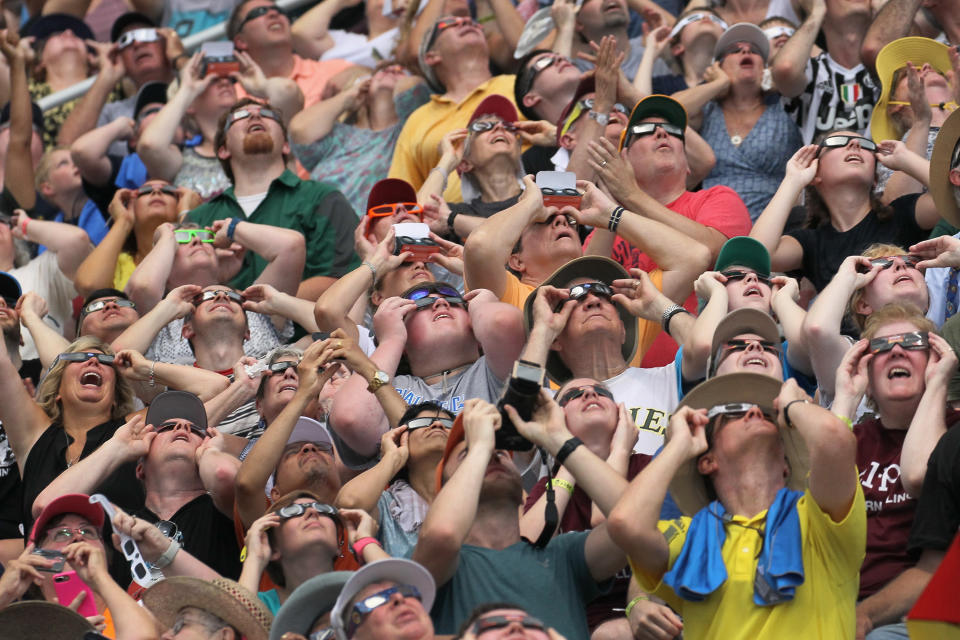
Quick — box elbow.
[860,41,880,73]
[901,467,924,498]
[801,313,834,347]
[32,493,50,520]
[606,502,640,550]
[691,240,713,273]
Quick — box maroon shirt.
[524,453,652,629]
[855,411,960,598]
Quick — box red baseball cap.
[468,94,519,127]
[366,179,418,213]
[30,494,106,544]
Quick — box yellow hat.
[870,37,952,144]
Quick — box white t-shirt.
[12,252,77,361]
[322,28,400,69]
[236,192,269,217]
[605,364,679,455]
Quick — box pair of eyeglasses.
[535,212,579,230]
[117,28,159,49]
[668,12,728,38]
[405,284,460,302]
[560,98,628,138]
[44,526,101,543]
[403,416,454,430]
[857,255,921,272]
[156,421,207,437]
[518,53,566,97]
[557,384,614,407]
[816,135,877,156]
[57,351,115,365]
[267,360,300,374]
[281,441,335,460]
[238,4,284,32]
[721,269,772,287]
[82,298,136,315]
[276,501,339,521]
[540,187,580,197]
[623,122,685,148]
[174,229,216,244]
[427,16,476,48]
[347,585,422,637]
[223,107,283,134]
[155,520,184,545]
[720,338,781,357]
[555,281,614,311]
[868,330,929,354]
[468,119,518,134]
[707,402,776,422]
[412,295,466,311]
[136,184,178,198]
[367,202,424,219]
[579,97,628,114]
[472,615,547,635]
[720,42,763,58]
[192,289,245,306]
[762,25,794,40]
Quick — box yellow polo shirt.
[632,486,866,640]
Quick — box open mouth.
[843,153,863,163]
[433,311,453,321]
[743,286,762,297]
[743,356,769,368]
[279,383,298,393]
[135,51,154,63]
[247,123,267,133]
[555,229,576,241]
[888,367,911,379]
[490,133,511,144]
[171,433,191,443]
[583,400,604,410]
[80,371,103,387]
[893,274,913,284]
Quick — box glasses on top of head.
[44,525,101,543]
[472,614,547,635]
[174,229,216,244]
[720,269,772,287]
[367,202,424,219]
[277,501,339,522]
[816,135,877,156]
[238,4,284,32]
[468,119,518,134]
[223,106,283,134]
[403,416,454,430]
[857,255,921,272]
[117,28,159,49]
[192,289,245,306]
[156,421,207,438]
[868,330,930,354]
[82,298,136,315]
[623,122,685,149]
[557,384,614,407]
[57,351,115,365]
[347,585,422,637]
[136,184,178,198]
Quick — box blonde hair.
[34,146,71,191]
[849,244,909,330]
[35,336,134,425]
[862,302,935,342]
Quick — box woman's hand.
[784,144,819,187]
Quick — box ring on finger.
[600,160,608,168]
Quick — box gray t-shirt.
[392,356,504,414]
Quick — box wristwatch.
[587,110,610,126]
[367,370,390,393]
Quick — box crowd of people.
[0,0,960,637]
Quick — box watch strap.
[556,436,583,466]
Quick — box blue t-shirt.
[38,199,108,254]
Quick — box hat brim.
[331,559,436,638]
[0,602,93,639]
[714,23,770,63]
[707,308,781,377]
[670,374,808,515]
[523,256,637,383]
[470,94,519,126]
[271,572,353,640]
[713,236,771,276]
[870,37,953,144]
[22,13,95,43]
[145,390,207,432]
[143,577,272,640]
[29,494,105,544]
[620,95,688,151]
[930,108,960,228]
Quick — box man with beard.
[187,98,359,298]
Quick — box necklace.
[724,99,764,147]
[64,431,82,467]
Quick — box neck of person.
[473,162,522,203]
[682,45,716,86]
[408,453,442,503]
[366,90,399,131]
[723,81,764,109]
[411,347,479,382]
[565,340,628,381]
[196,115,222,155]
[230,157,286,196]
[245,43,295,78]
[438,55,493,103]
[134,67,174,89]
[52,189,88,222]
[44,57,89,92]
[4,336,22,371]
[519,249,582,288]
[821,17,869,69]
[193,339,246,372]
[135,218,168,261]
[575,27,629,58]
[877,395,923,430]
[62,405,113,443]
[719,0,768,25]
[366,12,396,38]
[638,171,687,205]
[820,182,872,232]
[466,498,522,549]
[281,549,337,597]
[144,474,206,520]
[713,450,787,518]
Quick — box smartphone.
[31,548,66,573]
[536,171,582,210]
[53,571,98,618]
[200,41,239,77]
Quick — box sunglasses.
[237,4,284,32]
[705,403,777,445]
[427,16,476,48]
[721,269,772,287]
[223,107,283,133]
[623,122,685,148]
[472,615,546,635]
[277,501,339,521]
[720,338,781,357]
[82,298,136,315]
[44,526,101,544]
[857,255,921,272]
[117,28,159,49]
[720,42,763,58]
[557,384,614,407]
[367,202,424,219]
[668,12,728,38]
[468,119,518,134]
[155,520,184,544]
[174,229,216,244]
[136,184,178,198]
[868,330,929,354]
[403,416,454,430]
[267,360,299,374]
[281,441,334,460]
[412,295,465,311]
[580,97,628,114]
[192,289,245,306]
[762,25,795,39]
[57,351,115,365]
[347,585,422,636]
[816,135,877,155]
[557,281,614,311]
[156,421,206,437]
[404,284,460,302]
[518,53,565,97]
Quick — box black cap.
[20,13,95,42]
[0,101,45,133]
[82,288,129,308]
[0,272,22,305]
[110,11,157,43]
[134,82,168,119]
[145,390,208,431]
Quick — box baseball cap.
[0,272,22,305]
[707,308,781,378]
[29,493,106,544]
[714,22,770,63]
[134,82,169,120]
[21,13,94,43]
[713,236,771,276]
[366,179,418,212]
[145,390,208,432]
[331,559,436,639]
[110,11,158,42]
[469,94,519,127]
[265,417,336,495]
[619,95,687,151]
[270,572,352,640]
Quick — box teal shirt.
[186,170,360,289]
[258,588,281,615]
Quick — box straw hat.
[930,108,960,228]
[143,577,273,640]
[0,601,93,639]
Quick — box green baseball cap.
[619,94,688,151]
[714,236,771,277]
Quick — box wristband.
[21,217,29,236]
[555,437,583,466]
[226,217,241,241]
[783,399,809,429]
[588,110,610,126]
[662,304,691,335]
[607,206,624,232]
[361,260,378,282]
[477,13,496,23]
[549,478,575,495]
[625,594,650,618]
[835,414,854,430]
[152,538,181,569]
[351,536,382,562]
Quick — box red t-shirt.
[600,186,751,366]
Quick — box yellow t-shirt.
[632,486,866,640]
[388,75,520,202]
[112,252,137,292]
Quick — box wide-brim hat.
[619,95,687,151]
[143,577,273,640]
[145,390,207,432]
[21,13,95,43]
[523,256,636,383]
[29,493,105,544]
[714,22,769,63]
[713,236,770,276]
[871,37,953,144]
[930,108,960,228]
[0,601,94,639]
[707,308,781,378]
[270,572,353,640]
[331,559,436,640]
[671,373,809,515]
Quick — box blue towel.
[663,488,804,606]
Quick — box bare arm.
[196,430,242,517]
[70,118,134,187]
[0,332,51,467]
[855,555,938,635]
[75,190,136,297]
[114,349,231,400]
[14,212,93,281]
[770,276,812,376]
[1,32,35,211]
[336,427,408,515]
[860,0,923,73]
[484,0,526,52]
[770,0,825,98]
[684,127,718,188]
[17,293,71,368]
[211,218,306,298]
[124,224,179,313]
[289,84,362,145]
[58,45,125,147]
[290,0,350,59]
[465,290,526,381]
[682,273,731,380]
[112,284,201,354]
[671,69,730,123]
